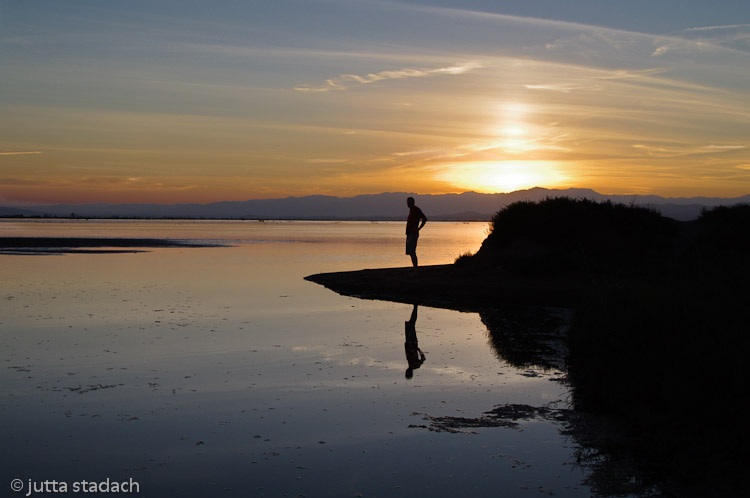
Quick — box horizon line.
[3,186,750,209]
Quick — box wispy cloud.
[524,83,603,93]
[655,24,750,55]
[633,143,747,158]
[294,62,482,93]
[178,43,457,64]
[685,24,750,32]
[305,158,350,163]
[0,177,61,186]
[544,30,640,56]
[0,151,42,156]
[523,66,667,94]
[0,175,196,192]
[366,0,603,33]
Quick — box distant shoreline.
[4,188,748,221]
[0,216,490,222]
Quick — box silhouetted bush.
[453,251,474,265]
[694,204,750,265]
[472,197,677,275]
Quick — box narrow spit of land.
[305,264,583,311]
[0,237,218,254]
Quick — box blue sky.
[1,0,748,204]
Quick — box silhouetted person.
[405,197,427,268]
[404,304,425,379]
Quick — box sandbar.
[0,237,218,254]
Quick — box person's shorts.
[405,232,419,255]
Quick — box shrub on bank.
[471,197,677,275]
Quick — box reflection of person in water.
[404,304,426,379]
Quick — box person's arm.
[418,210,427,230]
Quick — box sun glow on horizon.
[434,160,569,193]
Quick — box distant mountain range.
[2,188,749,221]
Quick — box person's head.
[406,197,415,208]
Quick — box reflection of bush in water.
[568,278,747,497]
[476,306,664,497]
[479,306,569,371]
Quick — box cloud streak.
[656,24,750,55]
[685,24,750,32]
[294,62,482,92]
[632,143,747,158]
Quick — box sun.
[431,101,570,193]
[434,160,568,193]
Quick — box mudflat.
[0,237,217,254]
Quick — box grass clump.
[453,251,474,265]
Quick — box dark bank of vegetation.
[466,197,679,275]
[460,197,749,496]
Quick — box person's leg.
[406,233,419,267]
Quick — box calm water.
[2,220,596,497]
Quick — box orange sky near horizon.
[1,1,748,206]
